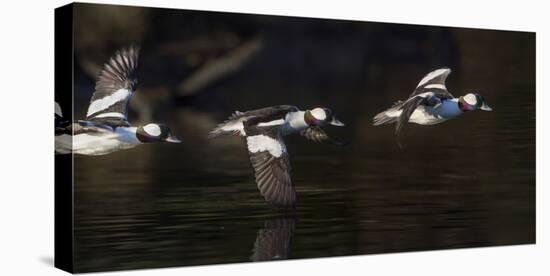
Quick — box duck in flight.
[209,105,345,208]
[55,47,180,155]
[373,67,492,144]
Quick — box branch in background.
[177,37,263,96]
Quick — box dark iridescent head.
[136,123,181,143]
[304,107,345,127]
[459,93,493,112]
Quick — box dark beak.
[329,117,345,126]
[166,136,182,143]
[480,103,493,111]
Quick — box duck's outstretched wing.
[300,126,328,142]
[409,67,454,99]
[86,46,139,127]
[246,127,296,208]
[242,105,299,122]
[396,92,442,138]
[208,105,299,138]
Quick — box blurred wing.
[86,46,139,127]
[300,126,329,143]
[209,106,299,138]
[246,129,296,208]
[395,95,429,138]
[410,67,454,99]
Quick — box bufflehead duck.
[55,101,69,136]
[55,102,73,154]
[55,47,180,156]
[209,105,345,208]
[373,67,492,142]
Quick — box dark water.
[70,6,535,273]
[73,86,535,272]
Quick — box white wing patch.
[417,68,450,88]
[424,84,447,90]
[247,135,286,158]
[93,112,127,119]
[258,119,285,127]
[86,88,131,116]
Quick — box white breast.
[281,111,308,135]
[409,99,463,125]
[72,127,140,155]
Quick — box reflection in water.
[251,217,296,261]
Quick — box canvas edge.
[54,2,75,274]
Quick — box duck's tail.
[373,102,404,126]
[208,111,246,138]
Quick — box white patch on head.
[143,124,161,136]
[464,94,478,105]
[258,119,285,127]
[417,68,450,87]
[424,84,447,90]
[246,135,285,157]
[86,88,131,116]
[55,102,63,117]
[310,108,327,120]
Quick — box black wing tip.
[429,67,451,73]
[110,45,140,64]
[394,118,405,136]
[115,45,140,55]
[98,45,141,88]
[117,45,140,62]
[433,67,452,77]
[207,127,229,138]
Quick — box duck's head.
[305,107,345,127]
[136,123,181,143]
[459,93,493,112]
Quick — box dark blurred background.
[70,3,535,273]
